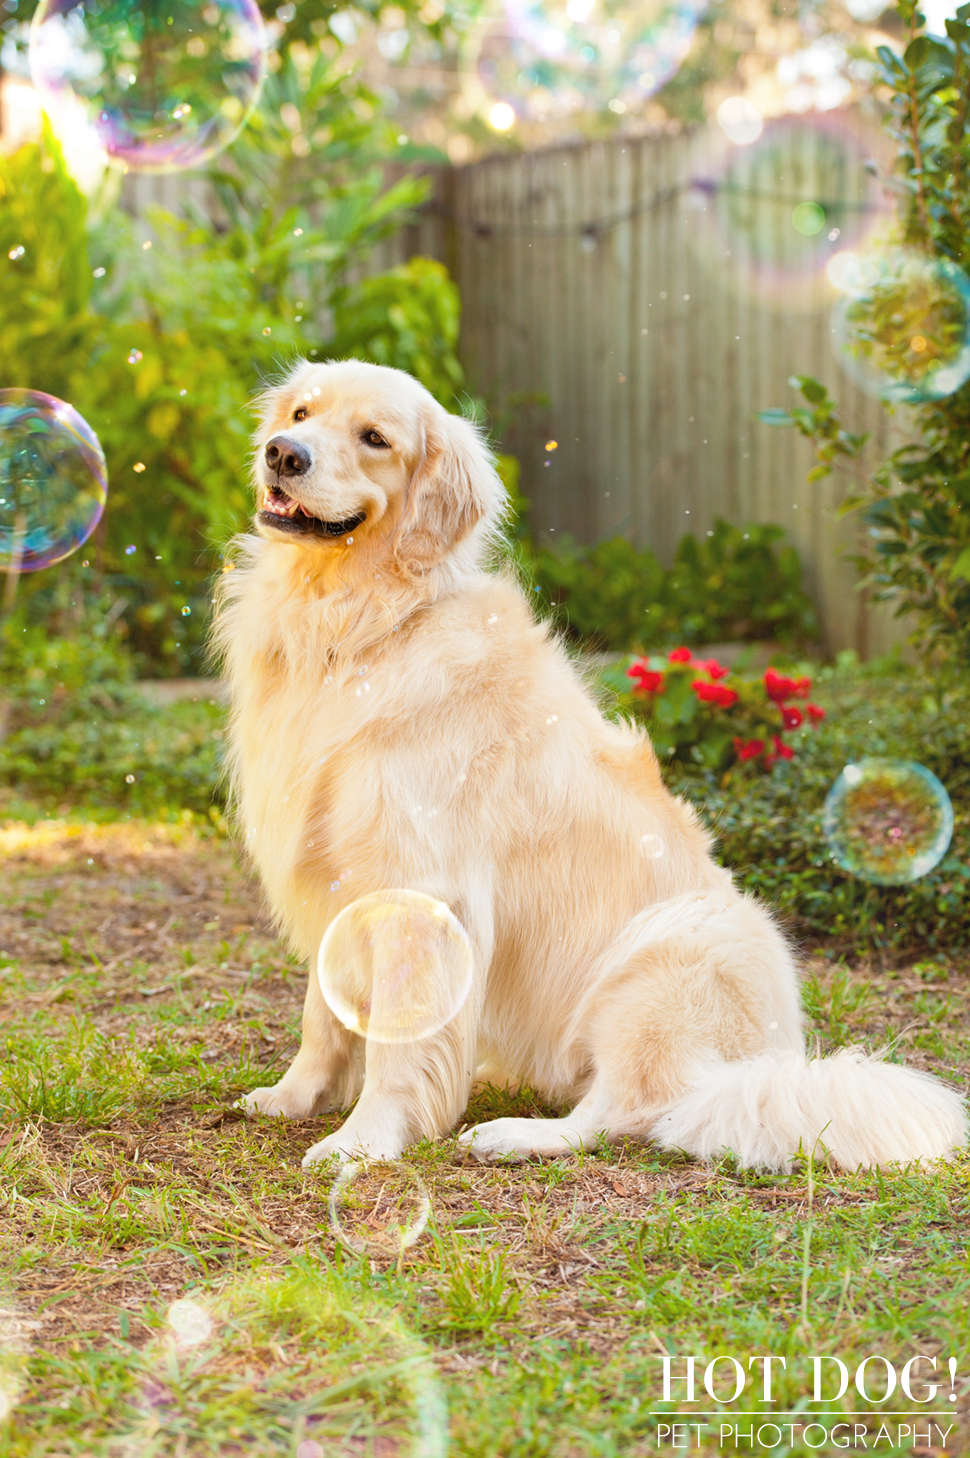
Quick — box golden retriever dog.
[212,357,966,1171]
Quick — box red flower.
[733,737,765,762]
[764,668,797,703]
[628,662,665,695]
[668,646,693,664]
[807,703,826,722]
[695,658,730,680]
[781,705,803,731]
[771,733,795,760]
[693,680,739,709]
[792,675,813,698]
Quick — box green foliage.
[523,519,819,652]
[331,257,465,407]
[676,662,970,957]
[0,56,464,677]
[616,652,824,775]
[760,0,970,667]
[0,599,225,817]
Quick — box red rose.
[807,703,826,722]
[764,668,797,703]
[793,676,813,698]
[693,681,739,709]
[695,658,729,680]
[628,662,665,695]
[668,646,693,664]
[733,737,765,762]
[771,733,795,760]
[782,705,803,730]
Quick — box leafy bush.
[618,647,826,774]
[0,605,224,818]
[521,519,819,652]
[675,661,970,957]
[760,0,970,667]
[0,52,465,678]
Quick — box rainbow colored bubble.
[467,0,707,126]
[29,0,266,174]
[0,390,107,574]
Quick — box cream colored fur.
[211,358,967,1171]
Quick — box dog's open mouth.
[259,485,366,539]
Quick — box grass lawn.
[1,811,969,1457]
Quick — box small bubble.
[329,1160,431,1259]
[640,833,665,859]
[166,1299,213,1349]
[132,462,146,472]
[124,544,137,555]
[125,773,135,783]
[262,326,272,335]
[141,240,152,250]
[293,226,303,236]
[127,349,142,364]
[8,245,25,260]
[81,559,89,567]
[181,605,191,616]
[179,388,187,396]
[545,440,558,451]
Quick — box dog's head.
[253,359,504,572]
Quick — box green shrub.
[675,662,970,957]
[521,519,819,652]
[0,605,224,818]
[0,51,464,679]
[760,0,970,668]
[617,649,826,774]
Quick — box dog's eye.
[293,407,307,422]
[362,428,390,450]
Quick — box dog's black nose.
[265,435,311,477]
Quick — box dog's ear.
[393,404,500,572]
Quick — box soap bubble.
[329,1161,431,1261]
[831,249,970,404]
[122,1272,447,1457]
[690,115,887,311]
[823,759,953,886]
[466,0,707,126]
[29,0,266,174]
[318,889,474,1044]
[165,1298,213,1349]
[0,390,107,575]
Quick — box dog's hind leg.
[458,896,801,1162]
[239,962,364,1121]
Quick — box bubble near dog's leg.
[329,1160,431,1260]
[318,889,474,1044]
[823,758,953,885]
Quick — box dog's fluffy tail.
[650,1048,967,1171]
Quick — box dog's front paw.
[302,1113,408,1167]
[237,1080,327,1121]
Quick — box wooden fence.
[126,109,908,656]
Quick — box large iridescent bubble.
[831,248,970,404]
[823,759,953,886]
[688,115,889,311]
[29,0,266,174]
[467,0,708,125]
[0,390,107,574]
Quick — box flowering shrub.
[621,649,827,774]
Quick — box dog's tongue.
[263,488,303,520]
